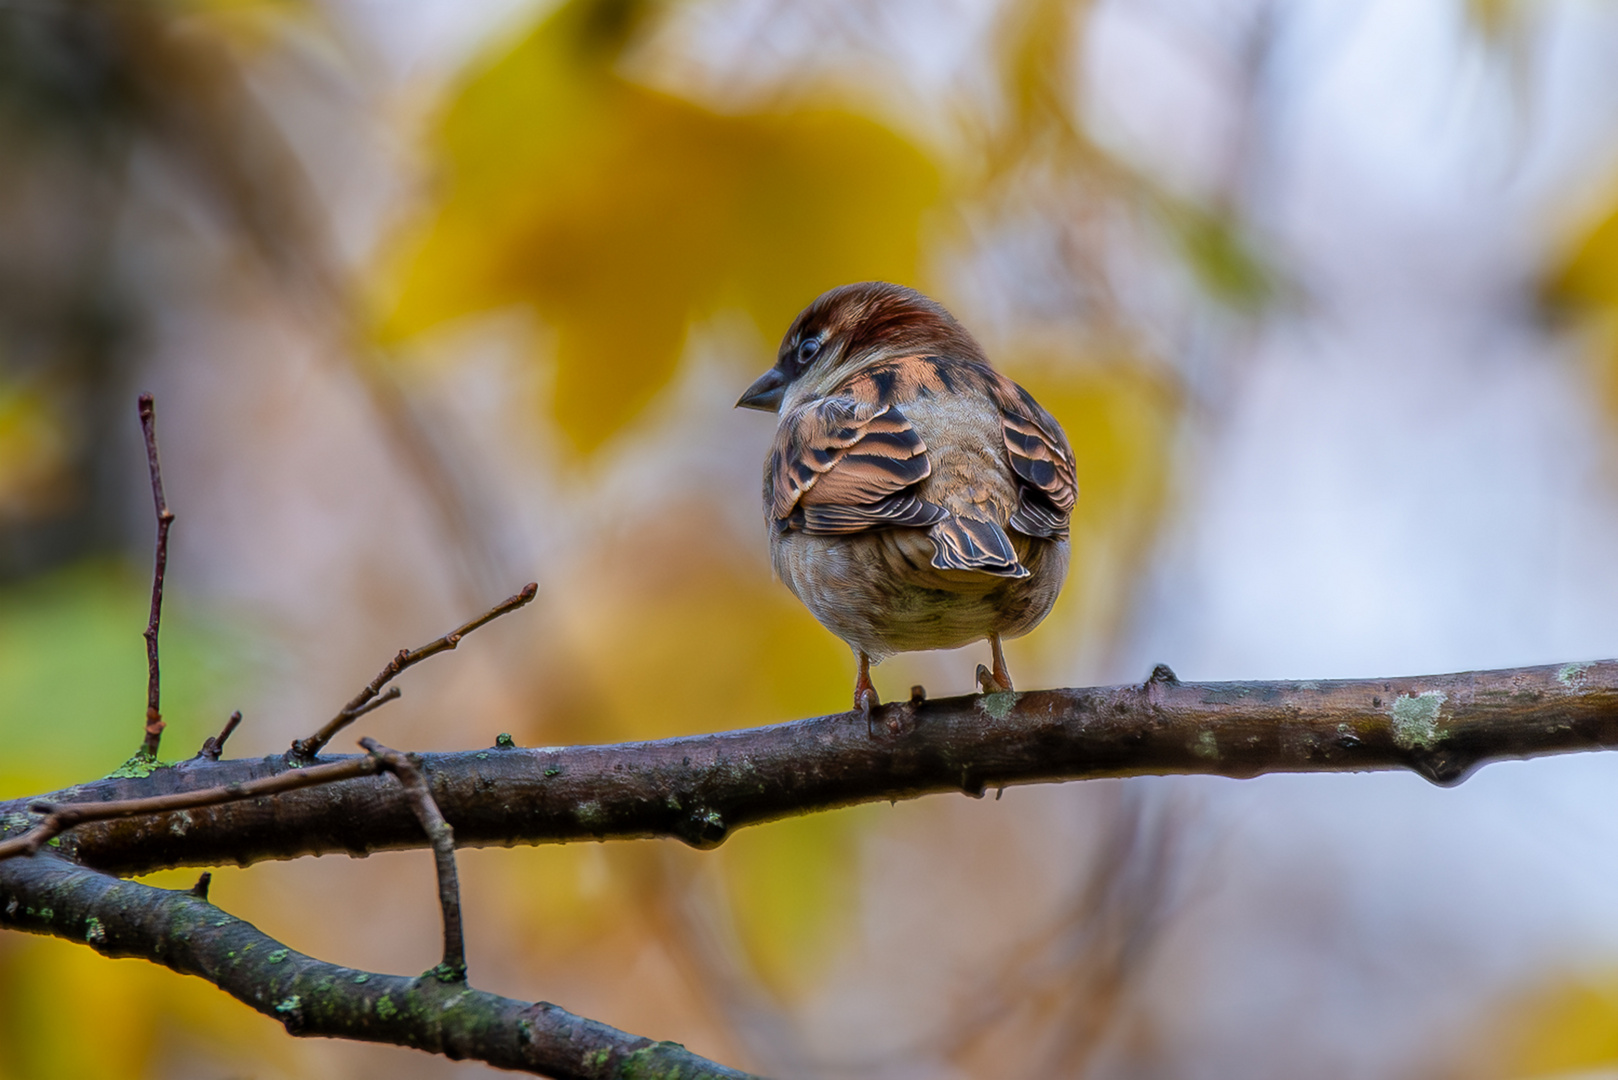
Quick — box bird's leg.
[854,651,880,736]
[976,633,1014,693]
[990,633,1014,690]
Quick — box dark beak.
[736,367,788,411]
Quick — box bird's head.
[736,282,987,413]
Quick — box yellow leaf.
[719,809,861,998]
[1475,974,1618,1077]
[374,0,940,454]
[0,379,75,521]
[1548,202,1618,314]
[1545,195,1618,421]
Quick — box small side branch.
[137,393,175,761]
[289,583,537,762]
[196,710,243,761]
[362,738,465,981]
[345,686,402,724]
[0,856,762,1080]
[0,756,380,863]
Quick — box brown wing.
[767,396,947,534]
[928,514,1027,577]
[991,375,1078,540]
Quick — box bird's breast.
[770,526,1067,659]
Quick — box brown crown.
[785,282,989,367]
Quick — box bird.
[736,281,1077,730]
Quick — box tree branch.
[0,855,759,1080]
[7,658,1618,1078]
[137,392,175,761]
[288,583,537,762]
[0,755,381,862]
[196,710,243,761]
[8,658,1618,878]
[362,738,467,982]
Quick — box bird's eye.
[797,337,822,363]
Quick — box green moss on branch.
[0,855,759,1080]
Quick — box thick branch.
[8,658,1618,876]
[0,756,380,862]
[0,855,758,1080]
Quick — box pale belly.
[770,527,1069,660]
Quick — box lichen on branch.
[0,854,758,1080]
[6,658,1618,881]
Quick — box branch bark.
[362,738,468,982]
[6,658,1616,879]
[0,755,381,861]
[6,657,1618,1076]
[0,854,758,1080]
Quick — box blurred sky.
[8,0,1618,1078]
[1106,2,1618,1077]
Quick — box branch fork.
[288,583,537,762]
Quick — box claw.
[857,685,880,736]
[975,664,1011,693]
[854,651,880,737]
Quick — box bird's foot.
[854,652,881,737]
[976,663,1013,694]
[981,633,1014,692]
[856,685,880,737]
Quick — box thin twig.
[288,583,537,762]
[0,757,380,863]
[196,711,242,761]
[361,737,465,981]
[346,686,402,723]
[137,393,175,761]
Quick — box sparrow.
[736,282,1077,728]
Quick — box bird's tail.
[927,514,1029,578]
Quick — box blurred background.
[5,0,1618,1076]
